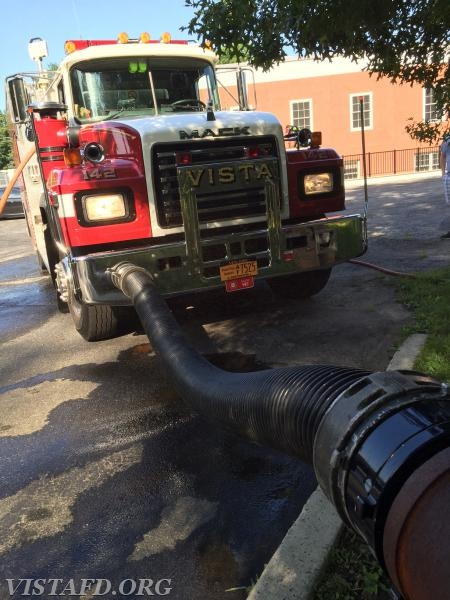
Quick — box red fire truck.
[5,33,366,340]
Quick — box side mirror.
[284,126,312,149]
[236,69,249,110]
[7,77,28,123]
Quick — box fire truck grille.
[153,136,279,228]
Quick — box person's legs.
[444,173,450,205]
[441,174,450,239]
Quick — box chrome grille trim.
[153,136,279,228]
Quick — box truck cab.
[5,33,366,340]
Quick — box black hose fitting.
[313,371,449,566]
[109,263,450,599]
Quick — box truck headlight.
[304,172,333,195]
[83,193,126,222]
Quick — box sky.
[0,0,196,111]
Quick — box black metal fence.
[342,146,440,180]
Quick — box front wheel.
[268,268,332,299]
[67,281,121,341]
[44,225,70,313]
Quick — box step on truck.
[5,33,367,341]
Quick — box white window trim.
[350,92,373,132]
[414,150,440,172]
[289,98,314,131]
[422,88,441,122]
[343,159,361,179]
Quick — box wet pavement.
[0,172,449,599]
[0,222,317,600]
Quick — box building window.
[343,158,360,179]
[424,88,439,121]
[350,93,373,131]
[415,150,440,172]
[290,99,313,130]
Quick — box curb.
[385,333,427,371]
[247,333,427,600]
[246,488,342,600]
[344,170,440,189]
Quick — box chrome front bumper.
[71,210,367,305]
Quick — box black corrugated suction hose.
[109,263,450,599]
[108,262,368,463]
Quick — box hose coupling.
[108,262,152,297]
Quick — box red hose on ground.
[348,258,417,278]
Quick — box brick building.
[218,56,443,178]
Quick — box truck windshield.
[70,57,219,122]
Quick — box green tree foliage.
[216,44,250,64]
[185,0,449,142]
[405,118,447,146]
[0,110,13,169]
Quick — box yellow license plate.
[219,260,258,281]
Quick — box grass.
[397,266,450,382]
[313,266,450,599]
[313,528,391,600]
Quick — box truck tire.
[43,225,70,313]
[43,225,58,283]
[67,281,120,341]
[268,268,331,299]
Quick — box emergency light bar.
[64,33,188,54]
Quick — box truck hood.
[111,110,284,145]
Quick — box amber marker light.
[140,32,151,43]
[65,41,77,54]
[117,32,129,44]
[311,131,322,147]
[160,32,171,44]
[63,147,82,167]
